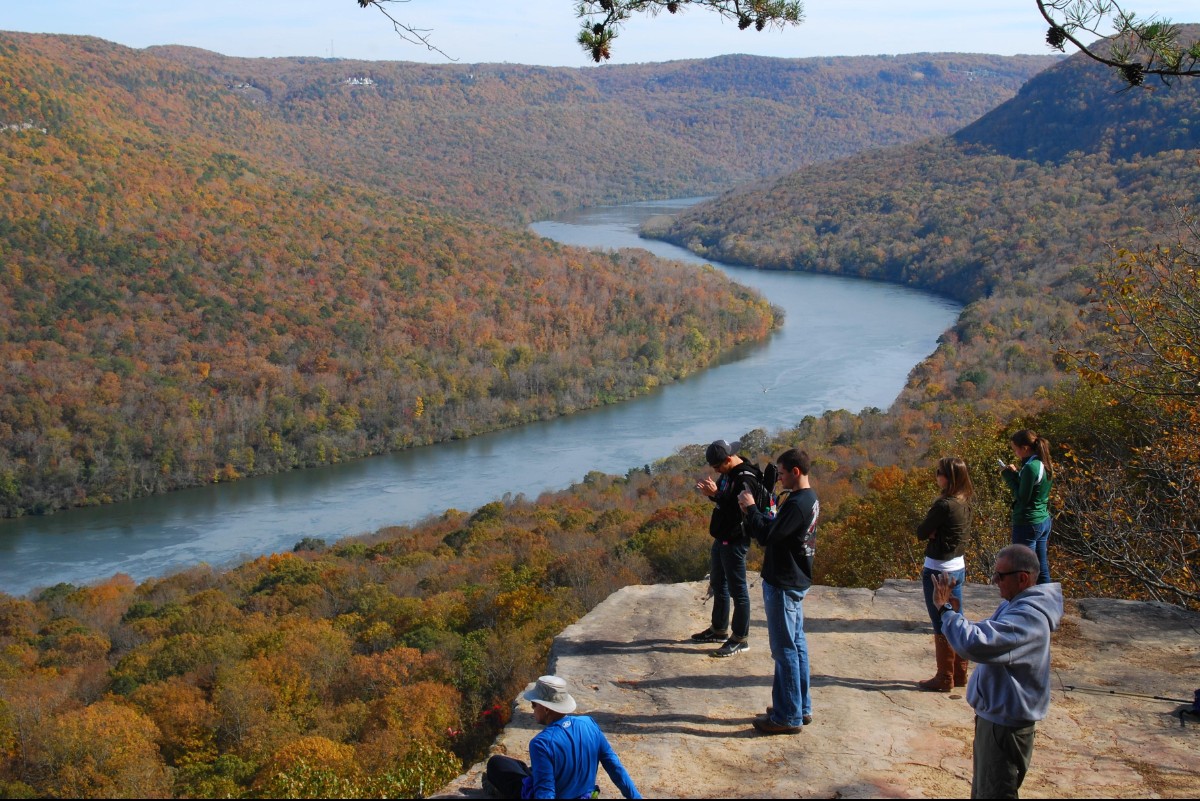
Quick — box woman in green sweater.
[1001,429,1053,585]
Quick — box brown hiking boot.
[953,651,969,688]
[753,717,802,735]
[916,634,953,692]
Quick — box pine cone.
[1045,25,1067,51]
[1121,62,1145,86]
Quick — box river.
[0,198,960,596]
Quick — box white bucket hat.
[522,675,577,714]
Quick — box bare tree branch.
[357,0,457,61]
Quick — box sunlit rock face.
[438,580,1199,799]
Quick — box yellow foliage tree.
[368,680,462,750]
[817,464,931,588]
[253,735,361,799]
[129,679,219,767]
[37,701,171,799]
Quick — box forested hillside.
[654,39,1200,419]
[953,38,1200,163]
[149,46,1057,222]
[0,461,718,798]
[0,33,775,517]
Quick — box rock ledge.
[439,580,1199,798]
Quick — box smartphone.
[996,457,1007,468]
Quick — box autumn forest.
[2,25,1199,799]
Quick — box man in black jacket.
[691,439,763,658]
[739,448,819,734]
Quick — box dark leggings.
[485,754,529,799]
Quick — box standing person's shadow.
[590,709,769,738]
[812,674,928,693]
[558,637,709,656]
[803,616,928,634]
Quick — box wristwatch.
[938,603,955,617]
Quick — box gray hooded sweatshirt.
[941,583,1064,727]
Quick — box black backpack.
[758,462,777,520]
[760,462,779,519]
[735,462,776,520]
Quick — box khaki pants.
[971,715,1036,799]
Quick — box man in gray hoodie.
[933,544,1063,799]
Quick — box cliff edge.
[438,580,1199,798]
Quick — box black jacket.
[744,487,819,591]
[915,495,970,561]
[708,462,763,541]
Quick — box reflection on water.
[0,199,960,596]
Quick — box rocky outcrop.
[438,580,1199,798]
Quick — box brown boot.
[916,634,953,692]
[953,651,969,688]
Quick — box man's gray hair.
[997,544,1040,574]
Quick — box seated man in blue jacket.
[484,675,642,799]
[934,544,1063,799]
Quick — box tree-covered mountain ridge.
[657,30,1199,299]
[0,32,780,518]
[144,44,1058,222]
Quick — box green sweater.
[1002,456,1051,525]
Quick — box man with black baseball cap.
[691,439,764,657]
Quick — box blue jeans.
[1012,519,1052,584]
[710,538,750,640]
[922,566,965,635]
[762,580,810,726]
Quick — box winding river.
[0,198,960,596]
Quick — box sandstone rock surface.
[438,580,1200,798]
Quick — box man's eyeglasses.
[992,569,1031,581]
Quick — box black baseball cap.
[706,439,737,466]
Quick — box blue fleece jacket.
[523,715,641,799]
[941,583,1064,727]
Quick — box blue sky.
[4,1,1197,65]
